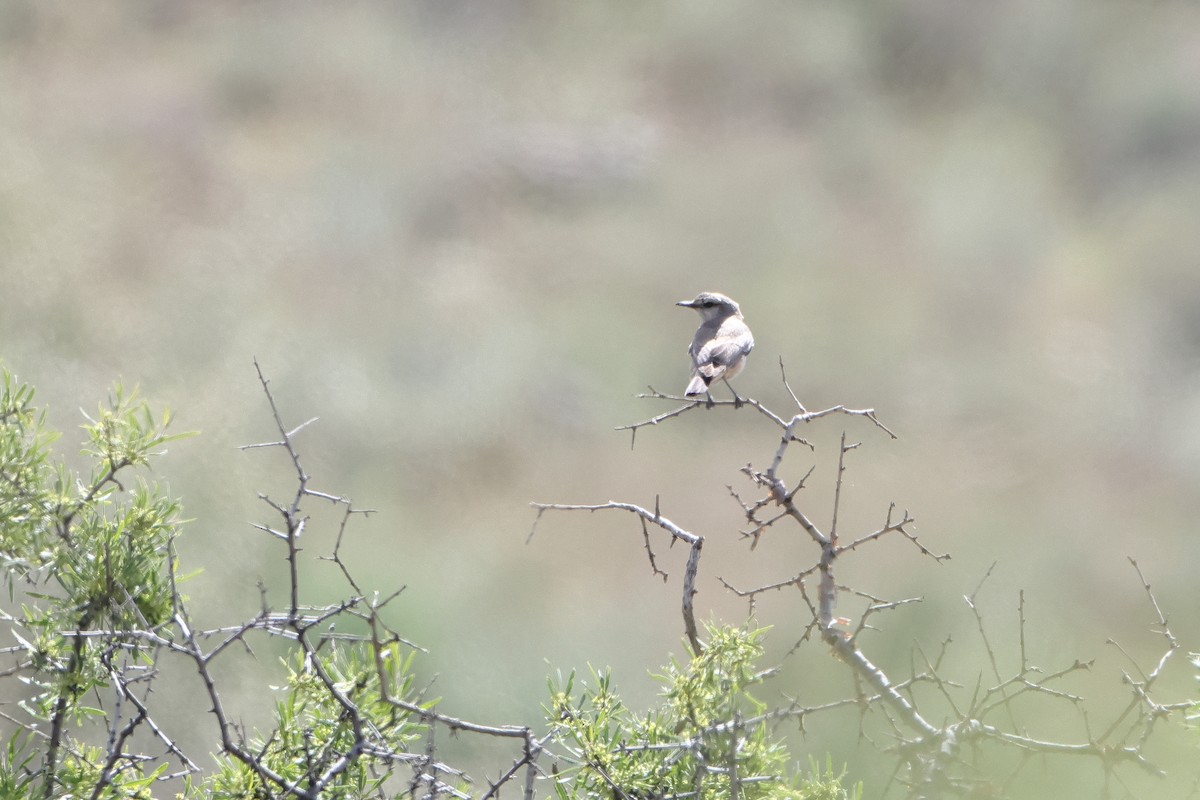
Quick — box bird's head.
[676,292,742,322]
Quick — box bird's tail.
[684,374,710,397]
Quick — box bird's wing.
[694,333,753,380]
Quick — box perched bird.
[676,292,754,403]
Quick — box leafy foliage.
[4,365,1196,798]
[0,371,191,797]
[204,644,432,799]
[547,623,860,800]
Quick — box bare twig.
[529,500,705,656]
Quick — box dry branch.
[529,500,705,656]
[535,364,1200,796]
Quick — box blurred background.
[3,2,1200,796]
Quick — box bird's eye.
[702,301,715,308]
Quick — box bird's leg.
[723,379,744,409]
[704,390,715,409]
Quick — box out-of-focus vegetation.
[2,2,1199,796]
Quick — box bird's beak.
[676,300,695,308]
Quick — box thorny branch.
[528,498,704,656]
[4,359,1197,799]
[535,368,1199,796]
[616,360,895,450]
[178,360,545,799]
[6,362,552,798]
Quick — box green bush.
[0,369,858,799]
[548,623,859,800]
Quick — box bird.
[676,291,754,405]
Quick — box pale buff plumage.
[676,292,754,399]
